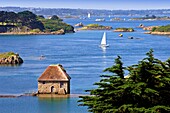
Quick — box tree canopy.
[79,49,170,113]
[0,11,74,33]
[152,24,170,32]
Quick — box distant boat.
[110,18,121,21]
[128,36,134,39]
[88,13,91,18]
[100,32,109,47]
[119,34,123,37]
[95,18,105,22]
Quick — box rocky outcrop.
[0,29,66,35]
[75,22,84,27]
[0,52,23,65]
[150,32,170,35]
[114,28,134,32]
[51,29,65,35]
[144,31,170,35]
[139,24,144,28]
[143,26,159,31]
[78,25,112,30]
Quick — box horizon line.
[0,6,170,11]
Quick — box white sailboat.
[88,13,91,19]
[100,32,109,47]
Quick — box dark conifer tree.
[79,49,170,113]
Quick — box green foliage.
[80,24,112,30]
[50,15,63,21]
[0,11,45,32]
[0,52,16,59]
[0,11,18,25]
[152,27,157,32]
[115,28,134,32]
[30,29,41,33]
[86,24,103,27]
[153,25,170,32]
[0,11,74,33]
[40,18,74,32]
[37,15,45,19]
[18,11,37,23]
[79,49,170,113]
[17,11,44,31]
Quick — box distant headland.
[0,7,170,17]
[0,11,74,35]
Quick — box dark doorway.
[51,86,54,93]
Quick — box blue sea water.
[0,18,170,113]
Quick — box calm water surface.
[0,18,170,113]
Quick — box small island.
[0,11,74,35]
[114,28,134,32]
[77,24,112,30]
[0,52,23,65]
[131,15,170,21]
[145,24,170,35]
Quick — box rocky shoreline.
[144,31,170,35]
[143,26,159,31]
[78,26,112,30]
[114,29,134,32]
[114,28,134,32]
[77,24,112,30]
[146,32,170,35]
[0,93,88,98]
[0,52,23,65]
[0,29,68,35]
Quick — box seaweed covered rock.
[78,24,112,30]
[114,28,134,32]
[0,52,23,65]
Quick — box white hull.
[95,18,105,22]
[100,44,109,47]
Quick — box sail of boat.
[88,13,91,18]
[100,32,109,47]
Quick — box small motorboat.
[119,34,123,37]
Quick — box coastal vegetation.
[0,52,16,59]
[0,11,74,34]
[152,24,170,32]
[131,15,170,20]
[38,15,74,33]
[143,25,170,35]
[79,49,170,113]
[78,24,112,30]
[114,27,134,32]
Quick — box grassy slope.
[0,52,16,59]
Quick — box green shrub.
[0,52,16,59]
[40,19,74,32]
[30,29,41,33]
[153,24,170,32]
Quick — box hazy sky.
[1,0,170,10]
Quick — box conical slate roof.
[38,64,71,82]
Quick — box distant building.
[38,64,71,95]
